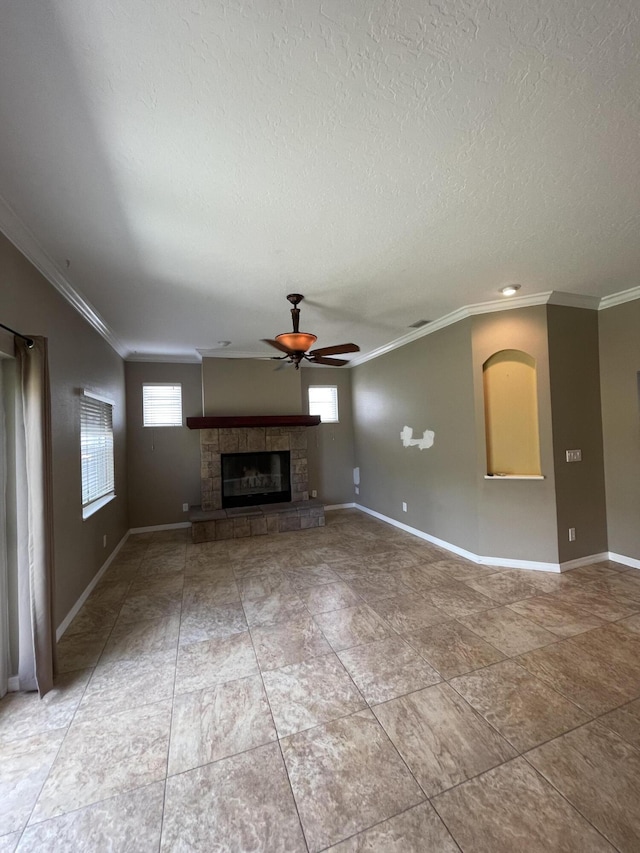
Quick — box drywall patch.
[401,425,435,450]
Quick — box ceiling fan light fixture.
[275,331,317,351]
[500,284,521,297]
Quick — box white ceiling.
[1,1,639,363]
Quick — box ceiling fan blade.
[309,343,360,357]
[307,356,349,366]
[262,338,292,355]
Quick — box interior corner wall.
[0,232,128,632]
[599,297,640,562]
[201,358,302,415]
[352,319,479,554]
[301,367,355,506]
[547,305,608,562]
[125,361,202,528]
[471,306,559,563]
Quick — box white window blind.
[308,385,339,423]
[142,384,183,427]
[81,394,114,508]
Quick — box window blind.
[142,383,183,427]
[81,395,114,507]
[308,385,339,423]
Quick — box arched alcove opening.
[483,349,541,476]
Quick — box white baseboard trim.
[129,522,192,534]
[324,503,357,511]
[609,552,640,571]
[56,530,130,641]
[352,504,614,574]
[7,675,20,692]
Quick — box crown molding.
[125,353,202,364]
[0,194,128,358]
[599,285,640,311]
[546,291,601,310]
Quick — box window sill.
[83,493,116,520]
[484,475,545,480]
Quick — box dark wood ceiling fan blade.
[309,343,360,357]
[308,356,349,366]
[262,338,292,354]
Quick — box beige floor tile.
[179,600,247,645]
[100,614,180,664]
[508,569,580,595]
[549,584,637,621]
[404,620,505,679]
[370,594,450,633]
[30,701,172,823]
[450,659,589,752]
[618,613,640,633]
[343,574,414,602]
[421,581,497,618]
[161,743,306,852]
[460,606,557,656]
[285,564,341,589]
[314,604,394,652]
[17,782,165,852]
[263,653,366,737]
[1,730,66,835]
[517,638,639,715]
[300,581,360,614]
[175,632,259,694]
[117,589,182,625]
[325,801,459,852]
[56,627,111,673]
[566,564,622,583]
[85,579,131,610]
[465,572,539,604]
[168,674,276,774]
[568,621,640,676]
[584,575,640,609]
[373,683,515,797]
[63,600,121,637]
[282,710,424,852]
[251,614,332,671]
[0,670,92,744]
[393,564,454,592]
[127,573,184,597]
[182,575,240,606]
[75,649,176,722]
[243,590,307,628]
[237,571,293,601]
[432,757,615,852]
[527,722,640,853]
[0,832,20,852]
[363,550,421,572]
[338,636,441,705]
[138,553,185,577]
[598,698,640,749]
[509,595,605,637]
[232,555,282,578]
[428,558,500,583]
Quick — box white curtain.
[0,362,10,698]
[15,336,56,696]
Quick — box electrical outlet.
[102,534,107,548]
[402,502,407,512]
[311,490,317,498]
[182,503,189,512]
[568,527,576,542]
[355,486,359,495]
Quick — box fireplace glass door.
[220,451,291,508]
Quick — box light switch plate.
[566,449,582,462]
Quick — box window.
[142,383,182,427]
[308,385,339,423]
[81,391,115,518]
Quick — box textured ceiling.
[1,0,639,361]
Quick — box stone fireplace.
[186,415,324,542]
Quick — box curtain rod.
[0,322,35,348]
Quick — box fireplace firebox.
[221,450,291,508]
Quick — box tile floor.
[2,509,640,851]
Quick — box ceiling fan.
[262,293,360,369]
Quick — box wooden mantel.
[186,415,321,429]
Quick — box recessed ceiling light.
[500,284,521,296]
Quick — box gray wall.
[125,361,202,528]
[202,359,302,415]
[547,306,608,562]
[0,232,128,631]
[599,298,640,561]
[301,367,355,506]
[352,319,480,553]
[471,306,559,563]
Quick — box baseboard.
[56,529,130,641]
[559,553,610,571]
[324,503,357,511]
[129,522,192,533]
[609,551,640,571]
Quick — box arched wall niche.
[483,349,541,476]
